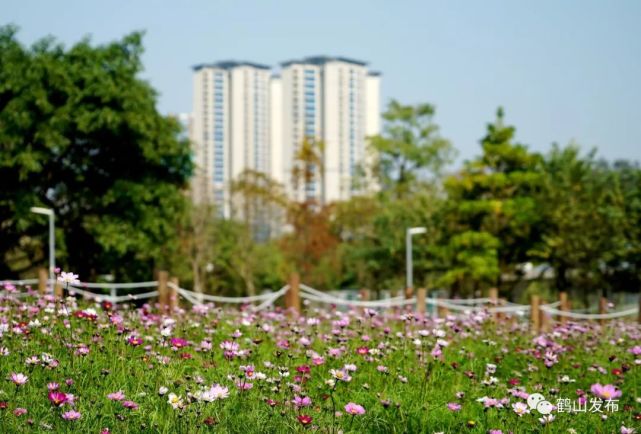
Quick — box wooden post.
[404,287,414,299]
[157,271,169,311]
[559,292,568,324]
[38,268,48,295]
[54,281,63,299]
[488,288,499,322]
[530,295,540,334]
[540,299,551,332]
[497,297,507,321]
[599,297,607,327]
[286,273,300,314]
[388,289,399,315]
[359,289,370,302]
[169,277,179,312]
[416,288,426,316]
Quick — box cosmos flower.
[57,272,80,285]
[447,402,461,412]
[122,400,139,410]
[167,393,183,409]
[48,391,68,406]
[591,384,622,400]
[512,402,530,417]
[107,391,125,401]
[297,414,312,425]
[344,402,366,415]
[10,372,28,386]
[61,410,81,421]
[293,396,312,408]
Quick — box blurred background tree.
[0,26,192,280]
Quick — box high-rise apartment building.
[191,61,271,215]
[190,56,380,216]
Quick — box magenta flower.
[48,391,68,407]
[61,410,81,420]
[170,337,188,348]
[590,383,622,400]
[107,391,125,401]
[447,402,461,412]
[344,402,366,415]
[127,336,143,346]
[122,400,139,410]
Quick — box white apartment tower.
[190,56,381,214]
[277,56,381,202]
[191,61,272,216]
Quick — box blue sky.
[5,0,641,165]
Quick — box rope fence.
[3,269,640,332]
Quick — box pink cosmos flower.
[48,391,68,406]
[293,396,312,408]
[10,372,28,386]
[170,337,188,349]
[447,402,461,412]
[590,384,622,400]
[621,426,636,434]
[344,402,366,415]
[107,391,125,401]
[513,402,530,416]
[61,410,81,420]
[629,346,641,356]
[13,408,27,416]
[122,400,139,410]
[127,336,143,346]
[47,382,60,391]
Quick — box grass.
[0,288,639,433]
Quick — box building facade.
[190,56,380,216]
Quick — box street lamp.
[30,207,55,284]
[406,227,427,291]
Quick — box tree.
[0,26,192,279]
[442,108,542,296]
[368,100,455,197]
[530,145,630,302]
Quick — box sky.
[4,0,641,165]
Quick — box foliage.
[440,108,543,295]
[0,25,192,280]
[368,100,455,197]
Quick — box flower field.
[1,281,640,433]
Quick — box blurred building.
[190,56,381,218]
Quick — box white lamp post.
[406,227,427,290]
[30,207,55,283]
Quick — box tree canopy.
[0,25,192,280]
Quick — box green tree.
[530,145,630,302]
[368,100,455,197]
[441,108,542,296]
[0,26,192,279]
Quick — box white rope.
[73,281,158,289]
[169,282,278,303]
[177,287,201,305]
[2,279,39,285]
[112,290,159,302]
[67,286,114,302]
[299,284,410,307]
[541,305,638,320]
[300,290,416,308]
[253,285,289,311]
